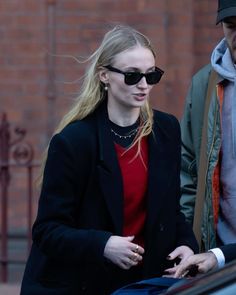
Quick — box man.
[164,0,236,278]
[181,0,236,252]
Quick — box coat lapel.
[96,103,124,234]
[146,118,177,233]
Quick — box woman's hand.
[104,235,145,269]
[163,245,194,277]
[164,252,218,278]
[167,245,194,264]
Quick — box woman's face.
[102,45,156,113]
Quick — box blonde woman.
[20,25,198,295]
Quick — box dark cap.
[216,0,236,24]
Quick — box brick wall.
[0,0,222,280]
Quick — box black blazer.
[220,244,236,263]
[20,101,198,295]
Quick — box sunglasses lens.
[146,71,163,84]
[124,73,142,85]
[124,69,164,85]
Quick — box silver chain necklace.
[111,127,139,139]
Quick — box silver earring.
[104,84,108,91]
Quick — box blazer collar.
[146,114,179,233]
[96,101,124,234]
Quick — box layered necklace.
[111,127,139,139]
[109,119,140,148]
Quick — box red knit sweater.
[114,137,148,247]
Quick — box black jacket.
[20,101,198,295]
[220,244,236,263]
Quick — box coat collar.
[146,117,179,233]
[96,101,124,234]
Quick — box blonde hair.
[38,24,156,185]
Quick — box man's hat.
[216,0,236,24]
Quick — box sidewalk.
[0,283,21,295]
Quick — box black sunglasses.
[104,65,164,85]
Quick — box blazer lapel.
[146,121,176,233]
[96,103,124,234]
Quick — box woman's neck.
[107,105,140,127]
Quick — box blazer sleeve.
[220,244,236,263]
[32,130,112,265]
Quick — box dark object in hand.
[187,264,199,277]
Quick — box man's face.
[223,16,236,63]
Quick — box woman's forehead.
[113,46,155,68]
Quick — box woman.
[20,25,198,295]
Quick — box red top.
[114,137,148,247]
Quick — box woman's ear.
[99,68,109,84]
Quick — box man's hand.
[164,252,218,278]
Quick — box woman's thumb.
[124,235,135,241]
[167,248,179,260]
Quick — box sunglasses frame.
[104,65,164,85]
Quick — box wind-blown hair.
[38,25,157,186]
